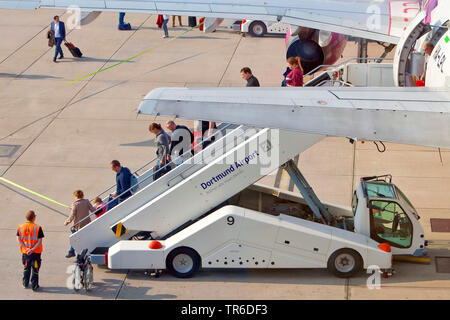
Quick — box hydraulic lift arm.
[281,159,333,225]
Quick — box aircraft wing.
[138,86,450,150]
[0,0,424,43]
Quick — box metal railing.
[303,57,394,79]
[90,123,234,202]
[316,79,354,87]
[90,157,158,202]
[73,123,236,229]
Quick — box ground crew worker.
[16,210,44,291]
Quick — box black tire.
[327,248,363,278]
[248,21,267,37]
[73,264,82,291]
[83,262,94,292]
[166,247,201,278]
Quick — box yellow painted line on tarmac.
[4,21,204,106]
[0,176,70,208]
[0,21,205,209]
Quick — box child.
[285,56,304,87]
[93,197,107,218]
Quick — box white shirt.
[163,15,170,20]
[54,22,61,38]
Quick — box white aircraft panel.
[105,1,156,10]
[210,4,268,15]
[143,86,450,111]
[155,2,211,13]
[0,0,40,9]
[332,89,450,103]
[138,87,450,149]
[54,1,106,9]
[0,0,416,43]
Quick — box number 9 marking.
[227,216,235,225]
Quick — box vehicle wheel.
[327,248,363,278]
[73,264,82,291]
[249,21,267,37]
[83,262,94,291]
[166,247,201,278]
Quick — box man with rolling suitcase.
[50,15,65,62]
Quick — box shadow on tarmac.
[120,139,156,147]
[53,57,132,63]
[115,247,450,287]
[0,73,61,79]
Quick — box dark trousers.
[22,253,41,289]
[153,162,172,181]
[188,17,197,27]
[68,228,76,254]
[172,15,182,26]
[54,37,63,60]
[119,12,126,25]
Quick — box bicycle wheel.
[83,262,94,292]
[73,264,82,291]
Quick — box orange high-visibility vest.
[17,222,43,254]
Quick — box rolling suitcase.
[64,41,83,58]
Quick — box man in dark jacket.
[110,160,132,203]
[50,15,66,62]
[166,120,194,164]
[240,67,260,87]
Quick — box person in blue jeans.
[67,228,76,257]
[119,12,126,25]
[50,15,66,63]
[162,15,170,38]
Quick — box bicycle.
[72,249,94,292]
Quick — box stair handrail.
[90,123,234,202]
[75,123,236,229]
[303,57,394,79]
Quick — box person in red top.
[17,210,44,291]
[285,56,304,87]
[93,197,107,218]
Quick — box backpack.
[130,173,139,194]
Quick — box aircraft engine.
[286,27,347,74]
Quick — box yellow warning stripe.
[393,255,431,264]
[112,222,128,238]
[0,176,70,208]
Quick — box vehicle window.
[365,182,395,199]
[369,200,413,248]
[395,186,419,219]
[351,191,358,215]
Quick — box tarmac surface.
[0,10,449,300]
